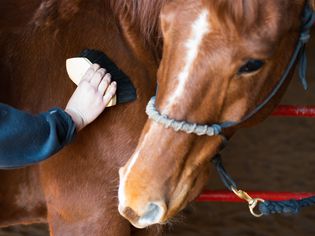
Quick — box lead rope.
[212,155,315,216]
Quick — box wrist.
[65,108,85,131]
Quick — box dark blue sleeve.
[0,103,76,169]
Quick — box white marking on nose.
[118,123,160,206]
[164,10,211,113]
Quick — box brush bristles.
[79,49,137,104]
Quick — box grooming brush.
[66,49,137,107]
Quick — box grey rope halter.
[146,4,315,137]
[146,97,222,136]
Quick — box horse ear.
[309,0,315,11]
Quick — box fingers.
[98,73,111,95]
[98,72,117,106]
[103,81,117,105]
[81,64,100,83]
[90,68,106,87]
[81,64,117,106]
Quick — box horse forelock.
[205,0,305,49]
[208,0,260,23]
[207,0,285,33]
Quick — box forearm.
[0,104,76,169]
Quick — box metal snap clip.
[231,186,265,217]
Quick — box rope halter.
[146,96,222,136]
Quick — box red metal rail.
[199,105,315,203]
[272,105,315,117]
[196,191,315,202]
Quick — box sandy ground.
[1,33,315,236]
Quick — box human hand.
[65,64,117,131]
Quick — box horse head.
[118,0,312,228]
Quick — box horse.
[0,0,312,235]
[117,0,315,229]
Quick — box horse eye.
[238,59,265,74]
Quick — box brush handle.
[66,57,117,107]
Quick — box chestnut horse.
[118,0,315,229]
[0,0,313,235]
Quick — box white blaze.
[118,9,211,207]
[118,123,160,206]
[164,10,211,113]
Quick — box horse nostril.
[119,205,139,221]
[138,202,166,227]
[118,202,167,228]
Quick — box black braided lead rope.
[212,155,315,216]
[259,197,315,215]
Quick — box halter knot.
[299,32,310,44]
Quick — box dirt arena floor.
[1,33,315,236]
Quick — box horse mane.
[31,0,81,28]
[109,0,167,48]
